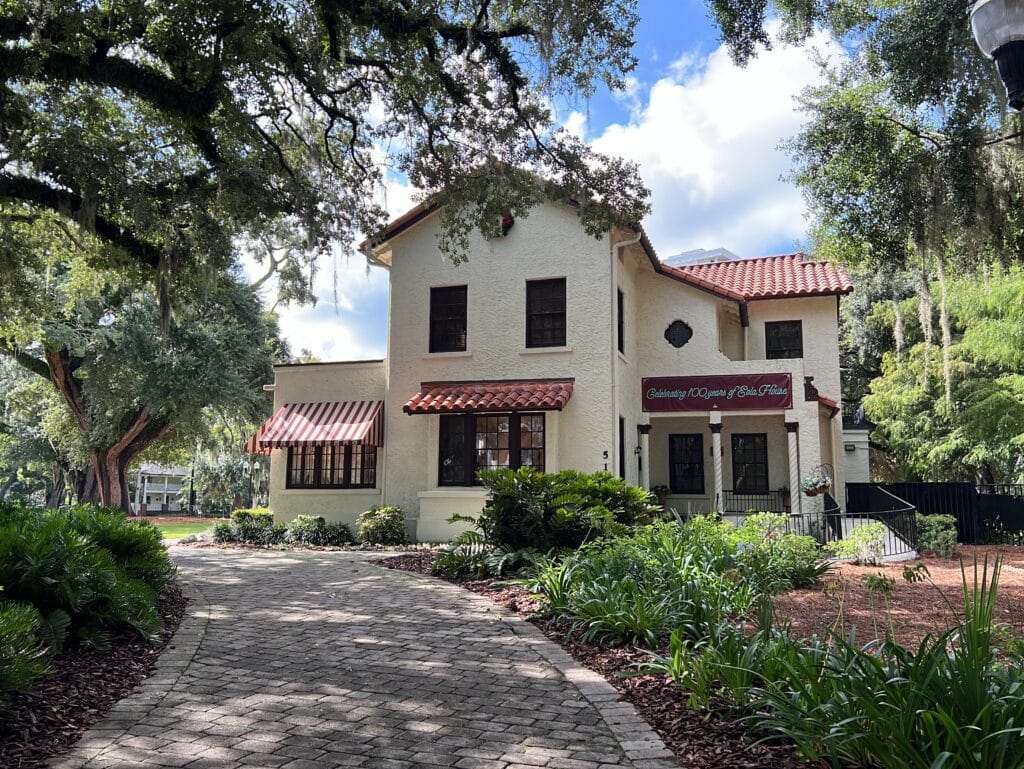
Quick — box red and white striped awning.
[243,415,274,455]
[254,401,384,449]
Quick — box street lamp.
[972,0,1024,110]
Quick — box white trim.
[423,350,473,359]
[519,346,573,355]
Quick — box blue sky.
[246,1,842,362]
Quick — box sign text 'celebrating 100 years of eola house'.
[641,374,793,412]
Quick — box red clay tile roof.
[817,393,840,417]
[659,254,853,301]
[404,379,574,414]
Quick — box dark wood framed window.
[669,434,704,494]
[618,416,626,479]
[438,413,545,486]
[765,320,803,359]
[429,285,467,353]
[526,278,566,348]
[617,288,625,354]
[286,444,377,489]
[731,434,768,493]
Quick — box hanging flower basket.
[801,472,832,497]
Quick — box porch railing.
[720,489,789,514]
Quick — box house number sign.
[642,373,793,412]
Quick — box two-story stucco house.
[247,198,853,541]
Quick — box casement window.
[617,288,625,354]
[429,285,468,353]
[526,278,566,348]
[286,444,377,489]
[439,413,545,486]
[765,320,803,359]
[731,433,768,493]
[669,434,704,494]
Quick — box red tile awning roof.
[404,379,574,415]
[659,254,853,302]
[253,400,384,449]
[817,393,840,418]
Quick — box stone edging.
[383,565,681,769]
[50,571,212,768]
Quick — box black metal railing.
[845,484,918,556]
[977,483,1024,498]
[720,489,789,514]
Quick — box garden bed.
[774,545,1024,646]
[0,582,188,769]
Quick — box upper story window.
[429,285,467,353]
[617,288,625,354]
[526,278,566,348]
[765,320,803,359]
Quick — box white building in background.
[246,198,854,542]
[132,463,188,515]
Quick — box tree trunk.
[75,465,99,504]
[45,465,66,508]
[92,450,133,512]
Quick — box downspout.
[610,233,642,475]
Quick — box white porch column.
[710,411,723,512]
[786,419,802,515]
[638,423,652,490]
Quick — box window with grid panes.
[438,413,545,486]
[731,434,768,493]
[765,320,803,359]
[429,285,467,353]
[669,434,704,494]
[285,444,378,489]
[526,278,566,347]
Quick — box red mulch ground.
[774,545,1024,646]
[0,583,189,769]
[376,551,812,769]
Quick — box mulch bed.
[0,583,189,769]
[375,551,812,769]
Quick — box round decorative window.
[664,320,693,348]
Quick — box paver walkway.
[53,549,678,769]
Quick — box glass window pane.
[439,415,469,485]
[429,286,468,353]
[669,434,704,494]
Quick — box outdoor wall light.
[972,0,1024,109]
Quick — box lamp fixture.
[972,0,1024,109]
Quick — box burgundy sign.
[642,374,793,412]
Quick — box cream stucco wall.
[842,428,871,484]
[267,360,386,527]
[381,202,618,541]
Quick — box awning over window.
[403,379,574,415]
[243,415,274,455]
[254,401,384,449]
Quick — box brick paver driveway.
[53,549,677,769]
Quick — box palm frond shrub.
[0,599,50,710]
[62,504,174,590]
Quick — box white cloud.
[587,29,844,257]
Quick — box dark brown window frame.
[669,434,705,494]
[765,320,803,359]
[731,433,769,493]
[526,278,567,348]
[438,412,546,486]
[429,285,468,353]
[286,444,378,489]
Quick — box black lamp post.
[972,0,1024,110]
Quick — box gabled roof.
[661,254,853,301]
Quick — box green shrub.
[211,521,235,543]
[230,507,274,525]
[477,467,657,551]
[734,513,830,591]
[0,503,162,649]
[916,513,959,557]
[830,521,888,565]
[285,515,353,546]
[357,505,407,545]
[0,600,50,710]
[62,504,174,591]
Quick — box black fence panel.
[848,482,980,544]
[977,487,1024,542]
